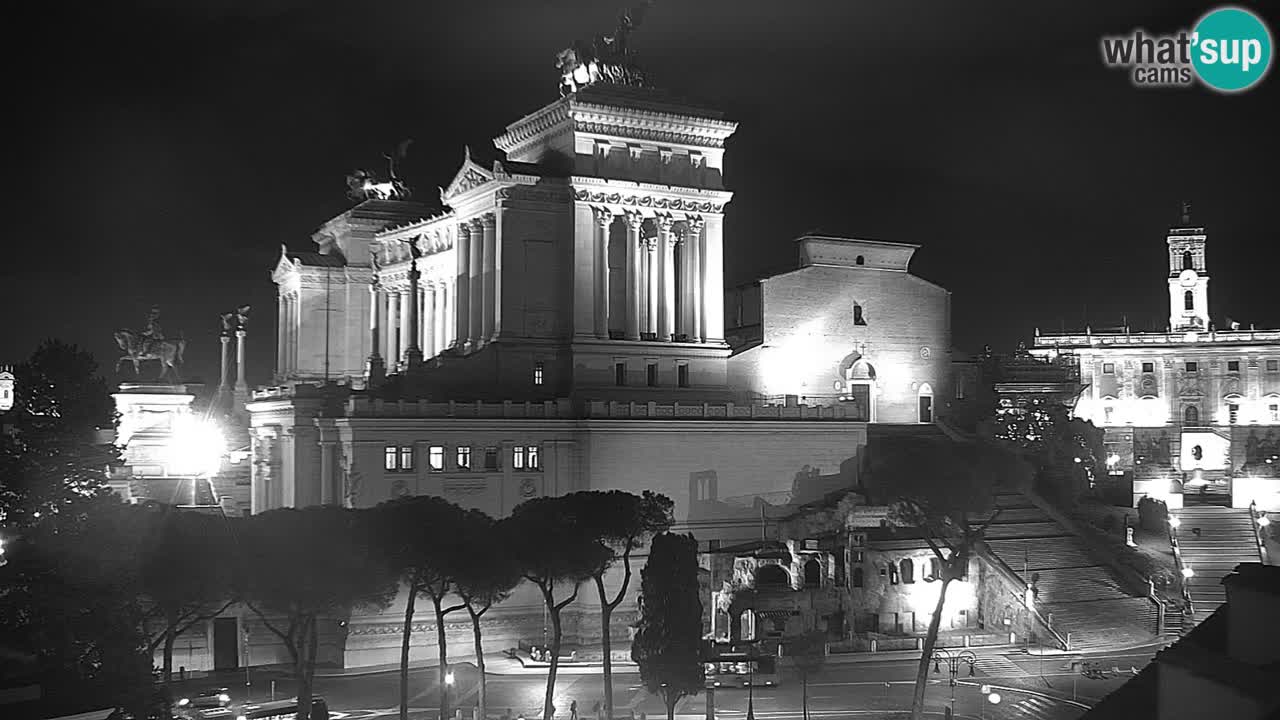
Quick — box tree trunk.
[297,615,317,720]
[543,591,563,720]
[433,596,451,720]
[470,608,487,720]
[162,624,176,686]
[401,587,418,720]
[664,692,676,720]
[910,577,953,720]
[802,673,808,720]
[595,576,615,720]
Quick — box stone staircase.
[1182,469,1232,506]
[1173,506,1262,624]
[978,492,1158,651]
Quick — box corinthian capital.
[625,211,645,231]
[593,207,615,229]
[684,215,705,236]
[480,212,497,229]
[656,215,676,233]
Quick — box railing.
[1035,328,1280,347]
[583,400,859,420]
[977,543,1070,650]
[1250,500,1270,564]
[1167,519,1196,618]
[347,398,572,418]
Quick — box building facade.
[1031,211,1280,510]
[244,74,954,669]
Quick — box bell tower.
[1167,201,1209,331]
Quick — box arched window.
[803,558,821,588]
[1184,290,1194,311]
[852,567,864,588]
[855,255,865,266]
[918,383,934,423]
[1184,405,1200,425]
[899,558,915,584]
[1183,251,1194,271]
[853,304,867,326]
[756,564,789,588]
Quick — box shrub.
[1137,497,1169,531]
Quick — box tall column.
[399,288,415,367]
[625,212,642,341]
[594,208,612,339]
[286,294,297,373]
[387,290,400,368]
[445,280,454,348]
[276,295,286,378]
[658,216,676,341]
[702,214,725,343]
[404,253,422,369]
[454,223,470,351]
[367,283,385,387]
[235,329,248,393]
[465,219,481,349]
[219,334,232,394]
[481,213,497,342]
[422,283,434,358]
[646,237,659,337]
[687,217,705,343]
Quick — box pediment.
[271,245,299,283]
[441,147,495,203]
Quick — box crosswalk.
[972,654,1028,678]
[1005,694,1061,718]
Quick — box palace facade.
[1031,211,1280,511]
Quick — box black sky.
[5,0,1278,389]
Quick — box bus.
[704,643,780,688]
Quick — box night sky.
[6,1,1278,391]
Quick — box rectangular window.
[484,447,499,470]
[1269,360,1279,372]
[398,446,414,472]
[1228,403,1239,424]
[955,382,966,400]
[428,446,445,472]
[512,445,542,471]
[385,445,413,472]
[384,445,397,472]
[1142,362,1154,373]
[615,362,626,386]
[456,446,471,470]
[1228,360,1241,372]
[1186,361,1198,372]
[533,361,544,386]
[1270,404,1279,422]
[1103,406,1114,424]
[647,363,658,387]
[677,364,690,388]
[1103,363,1115,374]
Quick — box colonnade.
[592,209,711,342]
[369,277,456,368]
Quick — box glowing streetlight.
[1106,453,1120,467]
[1258,515,1272,528]
[1169,516,1182,530]
[1181,566,1195,579]
[169,415,225,478]
[987,692,1001,704]
[445,671,455,686]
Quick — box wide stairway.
[980,492,1157,651]
[1174,506,1262,624]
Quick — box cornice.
[568,99,738,149]
[570,178,731,216]
[494,100,573,154]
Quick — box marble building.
[1031,208,1280,510]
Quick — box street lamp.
[1168,515,1181,530]
[168,415,225,505]
[444,668,455,720]
[1181,565,1195,579]
[931,649,977,718]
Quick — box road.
[189,645,1163,720]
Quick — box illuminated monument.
[1032,205,1280,511]
[246,6,955,669]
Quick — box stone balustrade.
[583,400,857,420]
[1036,329,1280,348]
[346,398,572,418]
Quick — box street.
[196,644,1163,720]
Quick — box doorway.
[213,617,239,671]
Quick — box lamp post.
[444,667,455,720]
[931,649,976,719]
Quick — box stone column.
[687,218,704,343]
[219,333,232,394]
[422,282,434,358]
[367,283,385,388]
[319,440,334,506]
[469,218,484,349]
[646,237,659,337]
[404,257,422,369]
[594,208,613,339]
[702,214,725,343]
[625,212,642,341]
[387,290,400,368]
[286,294,297,373]
[455,223,471,351]
[399,287,415,367]
[658,216,676,341]
[481,213,497,343]
[276,295,286,378]
[235,329,248,394]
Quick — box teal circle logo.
[1192,6,1273,92]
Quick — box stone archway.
[756,563,790,589]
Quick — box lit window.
[1103,406,1114,424]
[615,362,626,386]
[1269,360,1279,372]
[484,447,499,470]
[533,361,544,386]
[1102,363,1115,374]
[513,445,540,470]
[384,445,397,471]
[526,445,540,470]
[1186,361,1198,373]
[428,446,445,471]
[1228,403,1239,425]
[1228,360,1240,372]
[677,364,690,388]
[1142,362,1154,373]
[385,445,413,473]
[853,304,867,326]
[456,446,471,470]
[1184,290,1194,311]
[647,363,658,387]
[398,446,414,472]
[1270,404,1279,422]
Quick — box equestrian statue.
[115,306,186,382]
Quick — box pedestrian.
[570,700,578,720]
[591,700,601,720]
